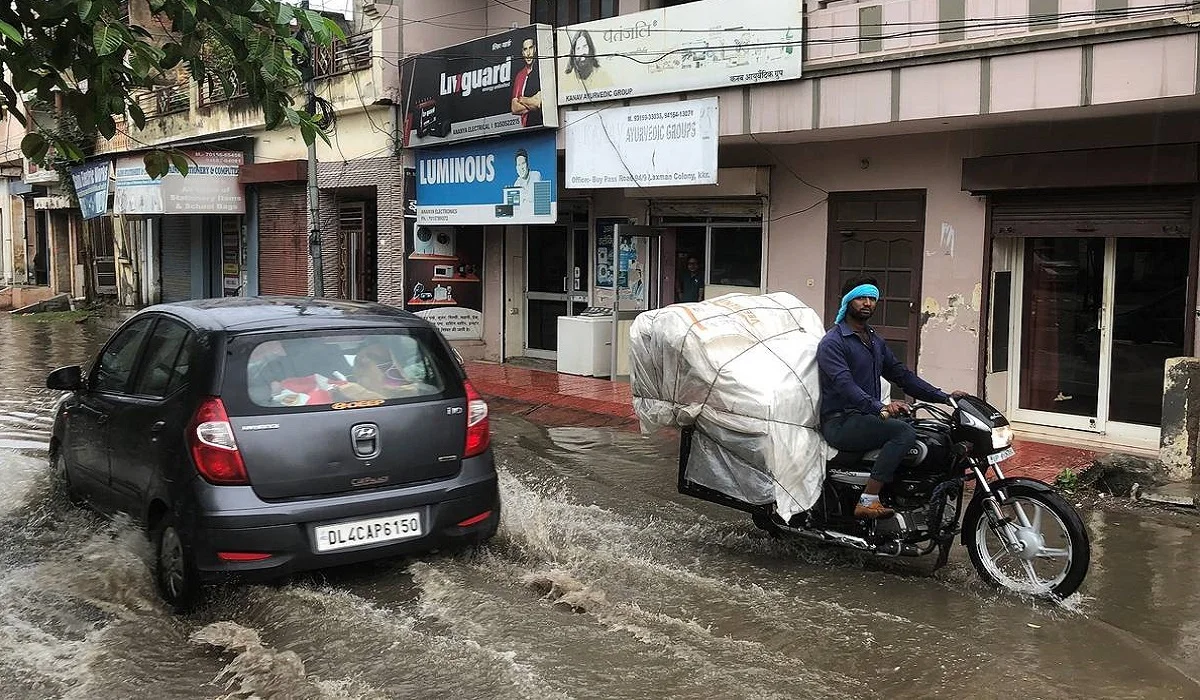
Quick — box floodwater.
[0,314,1197,699]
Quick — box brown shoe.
[854,501,895,519]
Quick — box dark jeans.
[822,413,917,483]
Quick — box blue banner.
[70,161,110,220]
[415,131,557,225]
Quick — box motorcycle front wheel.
[964,483,1090,599]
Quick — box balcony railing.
[134,83,190,118]
[313,31,373,78]
[198,77,249,107]
[197,31,373,107]
[806,0,1193,64]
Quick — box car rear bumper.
[187,454,499,582]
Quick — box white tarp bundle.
[629,292,835,520]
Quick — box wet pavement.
[0,313,1198,699]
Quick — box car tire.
[151,512,202,613]
[51,450,86,507]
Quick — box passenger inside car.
[346,342,421,400]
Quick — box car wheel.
[51,451,86,507]
[152,512,202,613]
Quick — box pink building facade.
[404,0,1199,457]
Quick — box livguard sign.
[401,24,558,148]
[415,131,557,226]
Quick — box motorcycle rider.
[817,276,963,519]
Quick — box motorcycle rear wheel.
[964,483,1090,599]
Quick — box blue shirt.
[816,321,949,419]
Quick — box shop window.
[708,226,763,288]
[531,0,619,26]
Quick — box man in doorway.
[677,256,704,303]
[817,276,964,519]
[510,37,543,127]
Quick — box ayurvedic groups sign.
[415,131,558,226]
[565,97,718,189]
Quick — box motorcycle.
[677,395,1091,599]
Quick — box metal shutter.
[257,184,309,296]
[160,216,193,303]
[991,191,1193,238]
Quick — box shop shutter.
[160,216,193,303]
[991,191,1193,238]
[257,184,309,296]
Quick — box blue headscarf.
[835,283,880,323]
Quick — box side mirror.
[47,365,84,392]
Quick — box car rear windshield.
[222,328,463,414]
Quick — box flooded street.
[0,314,1198,699]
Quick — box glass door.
[524,225,589,358]
[1106,237,1189,440]
[1010,236,1190,438]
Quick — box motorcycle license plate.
[987,447,1015,465]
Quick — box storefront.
[114,150,248,304]
[400,24,559,361]
[965,146,1200,448]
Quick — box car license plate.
[313,511,422,553]
[987,446,1016,465]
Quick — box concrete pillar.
[1160,357,1200,482]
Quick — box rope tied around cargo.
[833,284,880,324]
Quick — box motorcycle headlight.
[991,426,1014,449]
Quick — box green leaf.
[260,43,286,81]
[323,18,347,41]
[56,139,84,163]
[77,0,94,21]
[245,31,271,58]
[20,132,48,162]
[128,102,146,130]
[93,22,124,56]
[169,152,191,177]
[275,3,294,26]
[0,19,22,44]
[97,115,117,140]
[144,151,170,179]
[182,0,198,16]
[300,123,317,147]
[228,15,254,37]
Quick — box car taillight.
[187,397,249,485]
[463,380,490,458]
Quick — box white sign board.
[565,98,719,189]
[556,0,803,105]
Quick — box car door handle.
[150,421,166,433]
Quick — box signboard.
[401,25,558,147]
[23,157,58,185]
[114,151,246,215]
[565,98,719,189]
[70,161,111,220]
[415,131,557,225]
[34,195,73,210]
[556,0,802,105]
